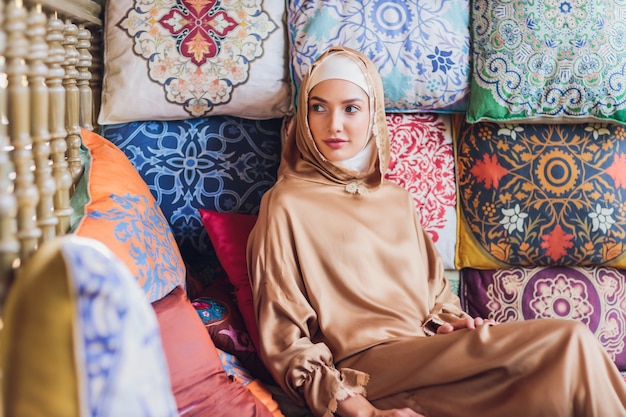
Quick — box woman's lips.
[323,138,347,149]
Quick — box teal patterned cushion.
[288,0,471,113]
[467,0,626,123]
[456,120,626,268]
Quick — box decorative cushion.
[152,285,275,417]
[198,209,260,351]
[456,120,626,268]
[288,0,471,112]
[98,0,292,124]
[467,0,626,123]
[1,235,178,417]
[385,113,457,269]
[99,117,282,285]
[461,266,626,370]
[217,349,284,417]
[72,129,185,302]
[192,277,274,383]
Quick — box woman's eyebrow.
[309,96,365,104]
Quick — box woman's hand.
[436,317,497,335]
[336,394,425,417]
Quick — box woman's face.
[307,79,370,163]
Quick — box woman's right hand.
[336,394,425,417]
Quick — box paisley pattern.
[63,236,178,416]
[118,0,276,118]
[462,266,626,370]
[87,193,184,300]
[468,0,626,123]
[100,117,282,284]
[288,0,471,112]
[385,113,457,268]
[456,120,626,268]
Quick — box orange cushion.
[152,285,275,416]
[73,130,185,302]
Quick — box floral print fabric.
[288,0,471,113]
[456,120,626,268]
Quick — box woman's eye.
[346,105,359,113]
[311,104,324,112]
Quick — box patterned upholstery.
[288,0,471,112]
[467,0,626,123]
[456,120,626,268]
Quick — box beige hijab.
[281,46,390,192]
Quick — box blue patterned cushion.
[1,235,178,417]
[100,117,282,284]
[467,0,626,123]
[288,0,471,113]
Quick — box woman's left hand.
[436,317,497,334]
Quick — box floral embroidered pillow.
[288,0,471,113]
[467,0,626,123]
[461,266,626,370]
[456,120,626,268]
[99,0,292,124]
[385,113,457,269]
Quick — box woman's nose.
[329,112,342,133]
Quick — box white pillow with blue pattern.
[288,0,471,113]
[1,235,178,417]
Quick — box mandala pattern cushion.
[467,0,626,123]
[72,130,186,302]
[288,0,471,113]
[461,266,626,370]
[1,235,178,417]
[455,120,626,268]
[99,117,282,285]
[98,0,292,124]
[385,113,457,269]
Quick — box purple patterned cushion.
[462,266,626,370]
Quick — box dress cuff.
[422,316,445,336]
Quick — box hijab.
[280,46,390,193]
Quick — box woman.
[246,46,626,417]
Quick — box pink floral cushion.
[385,113,457,269]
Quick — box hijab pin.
[345,181,368,195]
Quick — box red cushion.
[152,285,273,416]
[198,209,260,351]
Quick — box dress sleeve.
[412,210,471,335]
[247,195,369,417]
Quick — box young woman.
[246,46,626,417]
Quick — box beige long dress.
[246,46,626,417]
